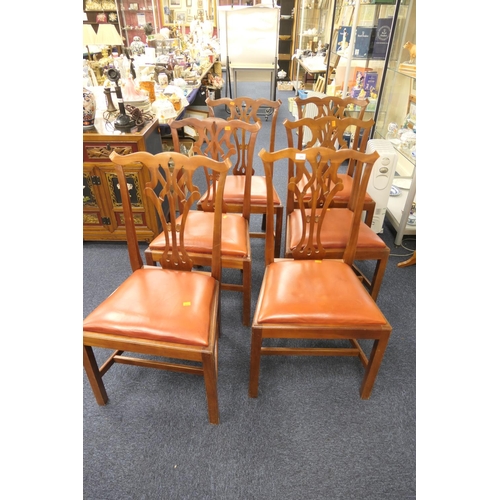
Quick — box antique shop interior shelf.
[84,0,120,27]
[117,0,160,46]
[83,115,163,242]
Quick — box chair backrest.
[205,96,282,153]
[283,115,375,180]
[170,117,260,218]
[294,95,370,147]
[295,95,370,120]
[258,147,379,265]
[109,150,231,277]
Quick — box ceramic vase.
[83,87,96,129]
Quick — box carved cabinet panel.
[83,118,163,242]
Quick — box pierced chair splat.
[206,96,284,257]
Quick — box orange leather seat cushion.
[288,208,386,250]
[149,211,249,257]
[201,176,281,206]
[256,260,387,326]
[83,268,216,346]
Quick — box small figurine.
[403,41,416,64]
[337,28,349,53]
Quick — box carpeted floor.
[83,81,416,499]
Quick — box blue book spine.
[372,18,392,59]
[353,27,376,58]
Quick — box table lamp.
[95,23,123,58]
[83,24,97,60]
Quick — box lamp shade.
[95,24,123,46]
[83,24,97,46]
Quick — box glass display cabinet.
[117,0,161,46]
[291,0,401,117]
[373,0,416,245]
[291,0,335,91]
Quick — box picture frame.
[170,0,181,9]
[175,11,186,22]
[197,0,203,7]
[186,0,192,6]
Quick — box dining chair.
[249,146,392,400]
[284,114,377,226]
[282,115,389,300]
[145,117,259,326]
[84,150,232,425]
[205,95,284,257]
[294,94,370,148]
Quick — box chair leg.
[260,208,283,258]
[242,261,252,326]
[144,248,156,266]
[248,327,263,398]
[364,202,376,228]
[83,345,108,405]
[369,253,389,301]
[274,206,283,258]
[359,336,390,399]
[202,352,220,424]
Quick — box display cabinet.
[84,0,122,33]
[324,0,400,99]
[291,0,333,90]
[291,0,401,116]
[83,116,163,242]
[277,0,296,80]
[117,0,160,46]
[373,0,416,245]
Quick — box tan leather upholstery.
[257,260,387,326]
[288,208,387,250]
[83,268,216,346]
[149,211,249,257]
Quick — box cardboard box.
[372,18,393,59]
[353,27,376,58]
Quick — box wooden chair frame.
[206,96,284,258]
[249,146,392,400]
[282,115,388,300]
[144,117,259,326]
[84,151,232,425]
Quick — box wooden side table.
[83,116,163,242]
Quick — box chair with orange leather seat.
[249,146,392,400]
[285,113,376,224]
[293,94,370,150]
[282,115,389,300]
[84,150,232,425]
[205,95,284,257]
[145,117,259,326]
